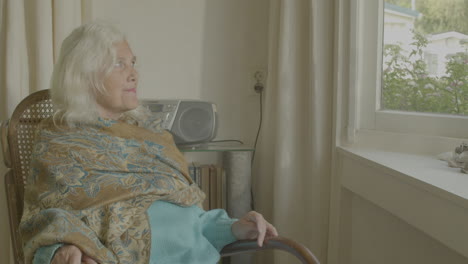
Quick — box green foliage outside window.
[382,31,468,115]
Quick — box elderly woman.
[20,22,277,264]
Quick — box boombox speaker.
[142,100,218,145]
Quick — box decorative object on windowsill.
[437,142,468,173]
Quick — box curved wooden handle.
[220,236,320,264]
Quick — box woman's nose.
[129,68,138,82]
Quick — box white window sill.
[338,147,468,210]
[337,130,468,258]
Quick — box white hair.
[50,21,146,126]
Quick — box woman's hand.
[51,244,97,264]
[231,211,278,247]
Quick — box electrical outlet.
[252,70,266,94]
[254,71,265,83]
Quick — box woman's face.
[96,41,139,119]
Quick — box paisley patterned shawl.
[20,117,205,264]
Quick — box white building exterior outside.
[426,31,468,76]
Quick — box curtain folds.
[253,0,335,263]
[0,1,82,263]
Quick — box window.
[382,1,468,116]
[350,0,468,140]
[423,52,438,75]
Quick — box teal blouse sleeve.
[33,243,63,264]
[148,201,238,264]
[198,208,238,251]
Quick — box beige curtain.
[253,0,335,263]
[0,1,82,263]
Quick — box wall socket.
[254,71,265,83]
[253,70,266,94]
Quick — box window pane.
[382,0,468,115]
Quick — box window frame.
[349,0,468,142]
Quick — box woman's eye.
[115,61,125,68]
[131,61,137,67]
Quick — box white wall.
[86,0,270,146]
[349,194,467,264]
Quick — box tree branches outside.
[386,0,468,35]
